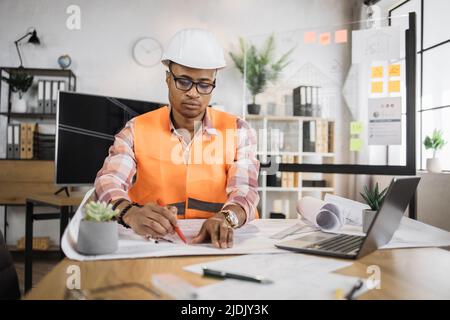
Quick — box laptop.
[275,177,421,259]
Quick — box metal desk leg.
[60,206,69,260]
[3,205,7,243]
[25,200,34,293]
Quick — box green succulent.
[84,201,119,222]
[360,182,388,211]
[230,35,294,104]
[1,71,34,99]
[424,129,446,158]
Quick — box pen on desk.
[344,279,363,300]
[202,267,273,284]
[157,199,187,244]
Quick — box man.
[94,28,259,249]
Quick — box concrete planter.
[362,209,377,233]
[77,220,118,255]
[426,158,442,173]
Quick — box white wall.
[0,0,357,245]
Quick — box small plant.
[230,35,294,105]
[424,129,446,158]
[84,201,119,222]
[1,71,34,99]
[360,182,388,211]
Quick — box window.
[390,0,450,171]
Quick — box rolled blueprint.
[296,196,343,231]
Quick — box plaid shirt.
[94,106,260,222]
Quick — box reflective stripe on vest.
[128,106,237,219]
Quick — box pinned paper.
[319,32,331,45]
[388,64,401,77]
[371,66,383,78]
[350,121,363,135]
[388,80,401,92]
[368,97,402,145]
[371,82,383,93]
[304,31,316,44]
[350,138,363,151]
[335,29,348,43]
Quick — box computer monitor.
[56,91,163,185]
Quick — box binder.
[59,80,66,91]
[13,124,20,158]
[51,81,59,114]
[20,123,27,159]
[44,81,52,114]
[302,121,316,152]
[26,123,36,159]
[37,80,44,113]
[300,86,306,116]
[7,124,14,158]
[305,86,312,117]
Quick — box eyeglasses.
[168,66,216,95]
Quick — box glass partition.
[234,14,417,217]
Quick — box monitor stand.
[54,187,70,197]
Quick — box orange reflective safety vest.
[128,106,241,219]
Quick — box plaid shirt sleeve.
[94,116,260,223]
[94,118,137,203]
[222,118,260,222]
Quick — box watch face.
[228,211,239,227]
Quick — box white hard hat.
[161,28,226,69]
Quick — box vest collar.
[167,105,218,137]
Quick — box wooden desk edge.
[24,247,450,300]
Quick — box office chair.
[0,230,21,300]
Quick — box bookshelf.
[246,114,335,219]
[0,67,76,160]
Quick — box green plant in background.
[229,35,294,104]
[423,129,446,158]
[1,71,34,99]
[360,183,388,211]
[84,201,119,222]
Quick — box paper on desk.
[381,217,450,249]
[184,253,353,276]
[296,196,343,231]
[195,273,368,300]
[184,254,367,300]
[61,190,308,261]
[324,194,370,226]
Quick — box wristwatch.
[220,209,239,228]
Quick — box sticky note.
[388,64,401,77]
[350,138,363,152]
[350,121,363,135]
[304,31,316,44]
[371,66,383,78]
[371,82,383,93]
[388,80,401,92]
[335,29,348,43]
[319,32,331,45]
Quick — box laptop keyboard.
[306,234,365,254]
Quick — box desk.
[25,193,84,293]
[24,247,450,299]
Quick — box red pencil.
[157,199,187,244]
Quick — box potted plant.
[1,70,34,113]
[77,201,120,255]
[424,129,446,173]
[230,35,293,115]
[360,182,388,233]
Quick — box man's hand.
[191,213,234,248]
[123,203,178,238]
